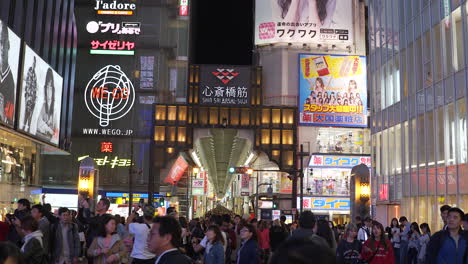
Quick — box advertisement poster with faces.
[299,54,367,127]
[255,0,353,45]
[0,19,21,127]
[19,45,63,145]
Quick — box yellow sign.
[300,55,364,79]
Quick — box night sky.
[191,0,254,65]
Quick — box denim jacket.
[204,241,225,264]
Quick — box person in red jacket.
[361,221,395,264]
[258,220,271,264]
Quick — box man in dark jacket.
[426,207,468,264]
[77,197,110,249]
[19,216,47,264]
[50,207,80,263]
[290,211,318,240]
[148,216,191,264]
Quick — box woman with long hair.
[418,223,430,264]
[407,222,421,264]
[36,68,57,141]
[361,221,394,264]
[389,218,401,264]
[237,224,259,264]
[87,215,127,263]
[316,219,337,250]
[336,223,362,264]
[204,225,225,264]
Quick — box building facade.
[368,0,468,230]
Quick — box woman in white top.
[389,217,401,261]
[417,223,431,264]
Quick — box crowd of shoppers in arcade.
[0,198,467,264]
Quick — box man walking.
[50,207,80,264]
[440,205,451,231]
[31,204,50,255]
[357,217,372,243]
[127,204,156,264]
[399,216,411,264]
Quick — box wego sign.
[84,65,135,127]
[95,0,136,15]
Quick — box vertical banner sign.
[199,65,251,106]
[164,156,189,184]
[241,174,250,196]
[299,54,367,127]
[255,0,353,45]
[179,0,189,16]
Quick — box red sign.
[203,172,208,193]
[164,156,189,184]
[379,184,388,200]
[241,174,250,189]
[100,142,113,153]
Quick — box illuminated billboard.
[298,54,367,127]
[255,0,353,45]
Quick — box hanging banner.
[164,156,189,184]
[299,54,367,127]
[241,174,250,196]
[255,0,353,45]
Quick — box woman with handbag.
[361,221,395,264]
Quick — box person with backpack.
[127,205,156,264]
[50,207,81,264]
[336,223,362,264]
[357,217,372,243]
[361,221,394,264]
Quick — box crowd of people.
[1,198,468,264]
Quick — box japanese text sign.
[192,179,204,188]
[298,197,351,211]
[309,155,371,168]
[164,156,189,184]
[255,0,353,45]
[299,54,367,127]
[199,65,251,106]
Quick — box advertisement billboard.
[298,54,367,127]
[255,0,353,45]
[0,19,21,127]
[164,156,189,184]
[199,65,251,106]
[18,45,63,145]
[309,155,371,168]
[298,197,350,211]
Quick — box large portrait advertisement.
[0,19,21,127]
[18,45,63,145]
[299,54,367,127]
[255,0,353,45]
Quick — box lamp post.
[78,157,98,209]
[298,144,309,214]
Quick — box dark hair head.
[463,214,468,222]
[355,216,362,221]
[44,68,55,114]
[241,223,258,242]
[250,218,258,224]
[277,0,292,19]
[316,0,329,24]
[390,218,399,228]
[440,205,452,213]
[31,204,44,216]
[44,203,52,212]
[316,77,324,87]
[58,207,70,216]
[210,215,222,226]
[97,215,116,237]
[299,211,316,229]
[207,225,225,245]
[234,215,241,219]
[364,217,372,223]
[153,216,182,248]
[410,222,421,234]
[143,204,155,220]
[270,236,336,264]
[99,198,111,210]
[370,221,388,251]
[14,209,30,222]
[0,241,24,264]
[179,216,188,229]
[280,215,286,222]
[222,214,231,224]
[448,207,465,219]
[20,216,38,232]
[166,207,176,215]
[316,220,334,248]
[420,223,431,234]
[17,199,31,210]
[399,216,408,223]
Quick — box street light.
[360,182,370,201]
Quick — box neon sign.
[101,142,113,153]
[90,40,135,56]
[298,197,351,211]
[84,65,136,127]
[179,0,189,16]
[86,21,141,35]
[95,1,136,15]
[309,155,371,168]
[77,155,132,168]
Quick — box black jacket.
[269,226,288,251]
[426,229,468,264]
[22,237,47,264]
[158,249,192,264]
[237,239,260,264]
[77,207,110,247]
[336,239,362,264]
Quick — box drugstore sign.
[298,197,350,211]
[309,155,371,168]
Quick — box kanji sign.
[100,142,113,152]
[298,197,351,211]
[192,179,204,188]
[199,65,251,106]
[309,155,371,168]
[86,21,141,35]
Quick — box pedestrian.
[316,219,337,251]
[87,215,127,263]
[279,215,289,233]
[399,216,411,264]
[147,216,191,264]
[50,207,81,264]
[115,214,126,238]
[237,224,260,264]
[204,225,225,264]
[194,215,227,254]
[407,222,420,264]
[19,216,47,264]
[78,196,111,257]
[355,216,363,230]
[7,198,31,247]
[439,205,451,231]
[221,214,237,264]
[31,204,50,255]
[257,220,270,263]
[179,216,190,251]
[361,221,394,264]
[462,214,468,230]
[357,217,372,243]
[166,207,178,218]
[417,223,430,264]
[389,218,401,264]
[329,221,340,243]
[426,207,468,264]
[269,219,288,252]
[336,223,362,264]
[270,235,335,264]
[127,205,156,264]
[0,241,24,264]
[290,211,318,240]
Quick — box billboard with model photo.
[0,19,21,127]
[255,0,353,45]
[18,45,63,145]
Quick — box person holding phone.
[127,204,156,264]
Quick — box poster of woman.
[298,54,367,127]
[18,45,63,145]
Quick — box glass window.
[418,114,426,167]
[415,38,423,91]
[394,56,401,103]
[407,43,415,95]
[427,112,435,166]
[401,49,408,97]
[451,6,465,71]
[423,31,433,87]
[411,118,417,170]
[404,121,409,173]
[456,98,467,164]
[433,24,443,81]
[395,124,402,174]
[386,62,393,107]
[437,107,446,165]
[382,129,389,178]
[445,103,456,165]
[441,20,454,76]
